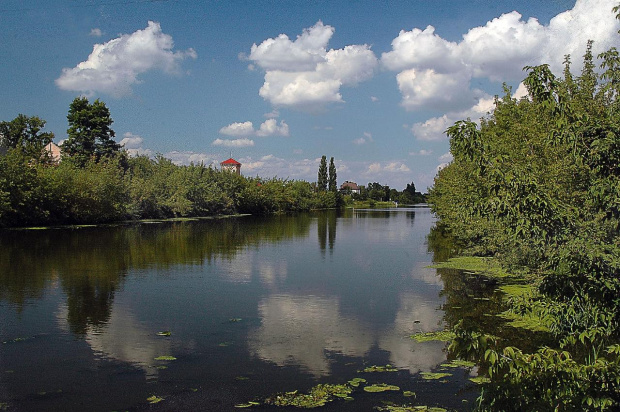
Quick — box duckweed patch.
[403,391,416,397]
[359,364,398,373]
[154,355,177,361]
[410,331,455,342]
[420,372,451,380]
[156,331,172,336]
[363,383,400,393]
[264,384,353,408]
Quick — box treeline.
[0,151,341,228]
[0,96,347,228]
[344,181,425,204]
[428,34,620,411]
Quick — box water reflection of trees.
[0,215,311,334]
[426,225,552,354]
[317,209,337,254]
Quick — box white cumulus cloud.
[120,132,152,157]
[257,119,290,137]
[219,121,255,136]
[382,0,620,113]
[248,21,378,108]
[212,138,255,148]
[56,21,197,97]
[220,119,290,138]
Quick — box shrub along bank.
[427,36,620,411]
[0,152,342,228]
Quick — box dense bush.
[0,151,343,228]
[429,39,620,410]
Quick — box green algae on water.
[156,331,172,336]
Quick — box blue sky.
[1,0,618,190]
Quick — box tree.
[328,157,337,192]
[62,97,120,165]
[0,114,54,160]
[317,155,327,191]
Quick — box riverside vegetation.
[427,12,620,411]
[0,98,424,228]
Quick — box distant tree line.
[0,99,342,228]
[340,181,425,204]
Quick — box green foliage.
[0,114,54,161]
[317,155,327,191]
[429,31,620,411]
[328,156,337,192]
[62,97,120,166]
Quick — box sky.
[1,0,619,190]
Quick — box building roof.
[220,158,241,165]
[340,181,360,190]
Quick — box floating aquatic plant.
[469,376,491,384]
[154,355,177,361]
[147,395,164,404]
[403,391,416,397]
[376,406,447,412]
[235,401,260,408]
[363,383,400,393]
[359,364,398,373]
[420,372,451,380]
[264,384,353,408]
[440,360,475,368]
[347,378,366,387]
[156,331,172,336]
[410,331,455,342]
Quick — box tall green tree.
[317,155,327,191]
[62,97,120,165]
[328,157,337,192]
[0,114,54,160]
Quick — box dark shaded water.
[0,208,481,411]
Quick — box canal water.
[0,207,480,411]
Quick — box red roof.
[220,158,241,165]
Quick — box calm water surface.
[0,208,480,411]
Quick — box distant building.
[45,142,62,164]
[340,181,361,194]
[220,158,242,175]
